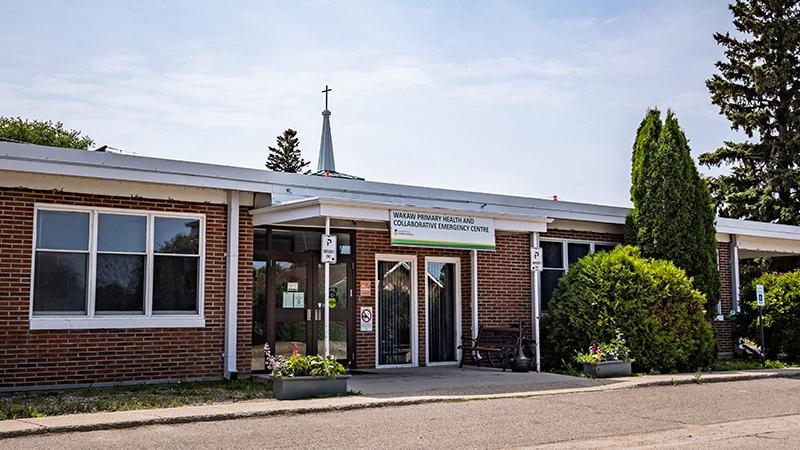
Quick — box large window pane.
[567,243,591,266]
[542,241,564,268]
[540,269,565,312]
[33,252,87,314]
[154,217,199,254]
[98,214,146,252]
[153,256,199,312]
[95,254,145,313]
[595,244,617,253]
[36,210,89,250]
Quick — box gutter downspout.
[224,190,240,380]
[531,232,541,373]
[731,235,740,313]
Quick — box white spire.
[317,85,336,173]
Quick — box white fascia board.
[495,218,547,232]
[717,217,800,241]
[736,235,800,255]
[1,142,632,225]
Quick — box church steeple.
[317,85,336,173]
[311,85,363,180]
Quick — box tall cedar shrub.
[265,128,310,173]
[545,246,716,373]
[627,109,662,245]
[702,0,800,225]
[736,270,800,361]
[630,110,720,317]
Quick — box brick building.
[3,115,800,388]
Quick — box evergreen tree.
[265,129,309,173]
[628,109,662,242]
[701,0,800,224]
[0,116,94,149]
[631,110,721,316]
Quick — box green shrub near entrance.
[545,246,716,373]
[737,271,800,362]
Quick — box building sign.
[390,210,495,251]
[530,247,543,272]
[360,307,373,332]
[321,234,337,264]
[359,280,372,297]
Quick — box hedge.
[545,246,716,373]
[737,270,800,361]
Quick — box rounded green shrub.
[737,270,800,361]
[545,246,716,373]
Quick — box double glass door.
[269,253,352,361]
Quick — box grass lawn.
[0,379,272,420]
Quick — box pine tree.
[265,129,309,173]
[701,0,800,224]
[631,110,721,316]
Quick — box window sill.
[29,316,206,330]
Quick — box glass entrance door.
[315,262,351,361]
[262,228,355,364]
[426,260,459,363]
[271,256,312,357]
[377,257,416,367]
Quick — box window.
[31,205,205,329]
[540,239,618,312]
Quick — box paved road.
[6,377,800,449]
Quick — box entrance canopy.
[250,197,550,233]
[718,217,800,259]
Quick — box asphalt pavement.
[5,377,800,449]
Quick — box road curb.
[2,370,799,439]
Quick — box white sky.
[1,1,742,206]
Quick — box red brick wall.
[353,230,531,369]
[0,187,253,388]
[714,242,735,354]
[541,228,624,243]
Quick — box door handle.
[307,309,311,321]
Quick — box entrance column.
[531,231,541,373]
[471,249,478,340]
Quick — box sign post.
[530,247,543,272]
[321,220,337,357]
[756,284,765,364]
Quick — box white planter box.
[270,375,351,400]
[582,360,632,378]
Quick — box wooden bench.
[458,324,522,371]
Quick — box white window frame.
[29,203,206,330]
[539,238,619,311]
[374,254,418,369]
[540,238,618,272]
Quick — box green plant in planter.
[265,344,346,378]
[575,332,631,365]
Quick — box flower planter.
[582,360,632,378]
[270,375,351,400]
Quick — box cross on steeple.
[322,85,332,110]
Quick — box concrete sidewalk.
[2,368,799,439]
